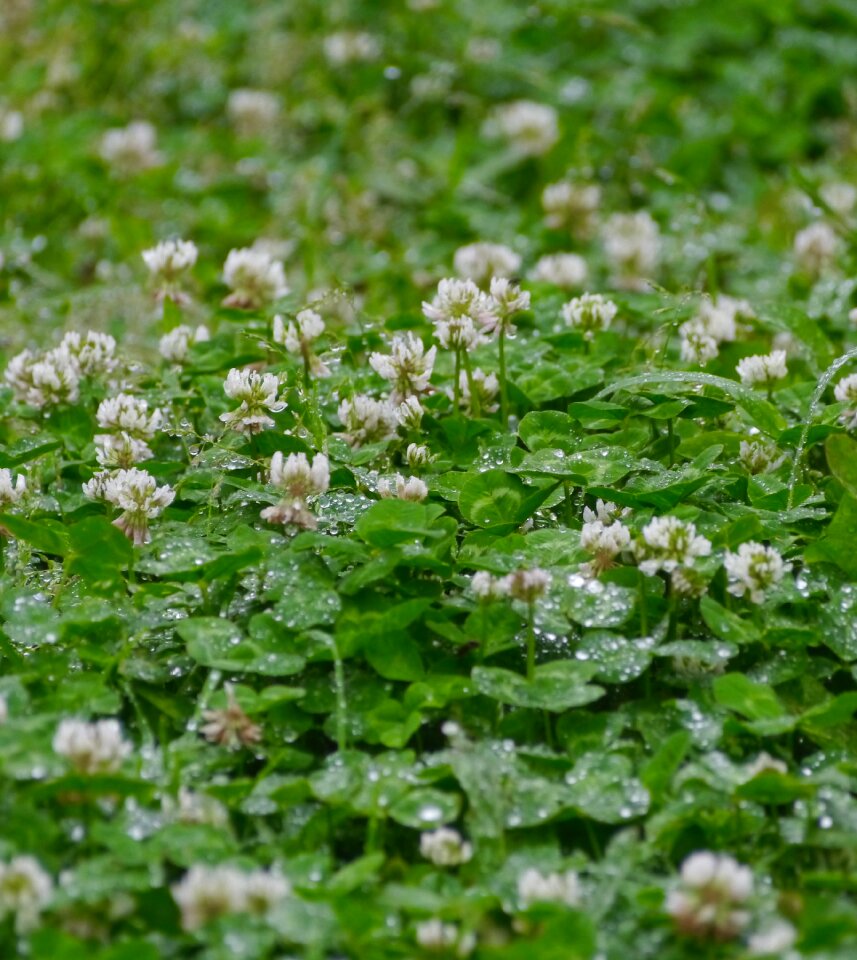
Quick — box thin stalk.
[453,350,462,412]
[498,326,508,426]
[526,600,536,681]
[462,349,480,418]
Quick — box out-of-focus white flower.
[420,827,473,866]
[5,347,80,408]
[541,181,600,234]
[471,571,510,600]
[489,100,559,156]
[53,718,132,774]
[166,787,229,828]
[423,279,492,351]
[736,351,788,388]
[530,253,588,289]
[794,221,838,276]
[583,499,631,525]
[501,568,551,602]
[201,684,262,749]
[0,106,23,142]
[416,919,476,956]
[480,277,530,336]
[820,182,857,217]
[142,239,197,303]
[338,394,398,446]
[396,396,425,431]
[636,516,711,576]
[273,309,329,377]
[453,243,521,287]
[99,121,162,175]
[323,31,380,65]
[679,295,749,365]
[419,919,477,956]
[59,331,119,377]
[739,439,786,474]
[84,467,175,545]
[171,864,289,932]
[261,451,329,529]
[834,372,857,431]
[94,433,154,469]
[724,542,790,603]
[666,852,753,941]
[561,293,617,340]
[603,211,660,290]
[680,325,719,365]
[517,867,580,908]
[0,856,53,933]
[219,368,285,434]
[222,247,289,308]
[97,394,162,439]
[580,518,631,578]
[450,367,499,413]
[227,88,280,137]
[370,333,437,401]
[0,469,26,508]
[747,919,797,956]
[0,697,7,724]
[159,324,210,363]
[378,474,429,502]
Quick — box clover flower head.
[794,221,838,276]
[227,88,280,137]
[517,867,580,908]
[53,717,132,774]
[541,180,600,233]
[724,542,790,603]
[222,247,289,308]
[100,121,162,175]
[530,252,588,289]
[0,469,27,508]
[490,100,559,156]
[453,243,521,287]
[480,277,530,335]
[370,333,437,401]
[338,394,398,446]
[397,396,425,431]
[378,473,428,502]
[261,451,329,529]
[0,856,53,933]
[834,372,857,431]
[200,684,263,750]
[636,516,711,576]
[736,351,788,387]
[220,367,285,434]
[159,324,210,363]
[84,467,175,544]
[171,863,289,932]
[501,567,551,602]
[416,919,476,956]
[603,211,660,289]
[420,827,473,866]
[666,851,753,941]
[142,239,197,288]
[561,292,618,340]
[451,367,499,413]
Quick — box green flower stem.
[498,326,508,426]
[453,349,462,412]
[462,348,480,418]
[526,600,536,681]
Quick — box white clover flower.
[337,394,398,446]
[530,253,588,289]
[450,367,499,414]
[85,468,175,545]
[670,566,708,598]
[5,347,81,408]
[490,100,559,156]
[666,852,753,941]
[323,31,380,65]
[53,718,132,775]
[453,243,521,287]
[471,571,510,600]
[94,433,154,469]
[172,865,288,931]
[794,221,838,276]
[423,278,493,346]
[603,211,660,290]
[378,474,429,502]
[561,292,618,341]
[416,919,476,956]
[517,867,580,908]
[583,499,630,525]
[222,247,289,309]
[834,372,857,431]
[0,469,26,508]
[241,869,291,918]
[167,788,229,829]
[541,181,600,234]
[60,330,119,377]
[744,752,788,780]
[501,568,551,603]
[261,451,329,530]
[680,324,720,365]
[736,351,788,388]
[636,516,711,576]
[219,368,285,434]
[420,827,473,866]
[397,396,425,431]
[579,519,631,578]
[480,277,530,336]
[0,856,53,933]
[739,439,786,475]
[227,88,280,137]
[97,394,162,439]
[406,443,435,467]
[724,542,790,603]
[820,181,857,216]
[99,121,162,175]
[201,684,262,749]
[159,324,210,363]
[747,919,797,956]
[369,333,437,401]
[142,239,197,303]
[273,309,330,377]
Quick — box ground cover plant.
[2,0,857,957]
